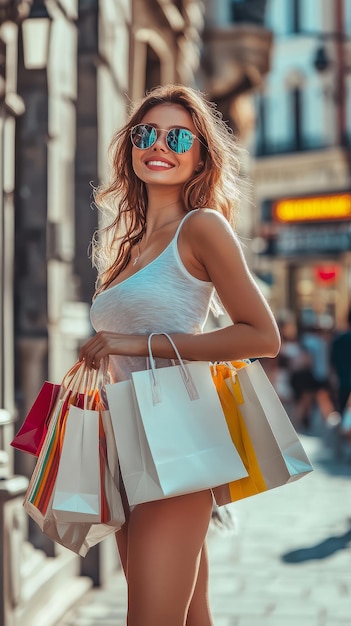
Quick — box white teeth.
[147,160,172,168]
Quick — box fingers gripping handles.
[147,333,200,405]
[61,358,110,411]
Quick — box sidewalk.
[56,427,351,626]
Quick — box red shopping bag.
[11,382,61,456]
[11,362,83,457]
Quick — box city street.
[1,3,351,626]
[56,422,351,626]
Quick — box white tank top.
[90,210,214,381]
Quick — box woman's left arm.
[166,209,281,361]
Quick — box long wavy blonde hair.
[92,84,243,296]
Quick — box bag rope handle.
[147,333,199,402]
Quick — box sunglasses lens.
[167,128,194,153]
[131,124,157,149]
[131,125,195,153]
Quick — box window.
[255,94,266,155]
[291,0,301,33]
[291,87,302,149]
[230,0,268,25]
[145,45,161,93]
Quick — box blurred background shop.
[0,1,350,625]
[251,0,351,331]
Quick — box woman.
[79,84,280,626]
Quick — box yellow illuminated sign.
[273,193,351,223]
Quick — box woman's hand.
[79,331,147,369]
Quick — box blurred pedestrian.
[330,309,351,430]
[261,352,294,415]
[301,323,340,426]
[279,318,316,430]
[78,84,281,626]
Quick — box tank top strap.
[173,209,201,244]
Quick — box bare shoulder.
[183,208,240,254]
[184,208,236,240]
[178,208,244,282]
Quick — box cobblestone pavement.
[56,425,351,626]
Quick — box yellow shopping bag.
[211,360,313,506]
[211,362,267,504]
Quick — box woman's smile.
[144,158,174,170]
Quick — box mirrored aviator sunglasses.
[130,124,196,154]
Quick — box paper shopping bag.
[12,360,84,457]
[25,362,95,517]
[27,488,124,557]
[24,364,89,518]
[106,333,247,506]
[24,396,70,516]
[52,405,101,522]
[24,360,125,555]
[99,409,125,525]
[211,362,267,503]
[212,360,313,506]
[52,404,125,525]
[11,382,61,456]
[25,402,125,556]
[106,379,162,505]
[49,407,125,551]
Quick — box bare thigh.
[123,490,213,626]
[115,503,214,626]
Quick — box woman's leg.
[125,489,213,626]
[186,543,214,626]
[115,506,214,626]
[115,478,214,625]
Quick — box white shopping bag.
[52,405,101,522]
[26,405,125,553]
[106,333,247,505]
[234,360,313,488]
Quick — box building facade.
[252,0,351,329]
[3,0,206,624]
[1,0,275,623]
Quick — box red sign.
[315,265,340,283]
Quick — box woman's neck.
[145,192,186,234]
